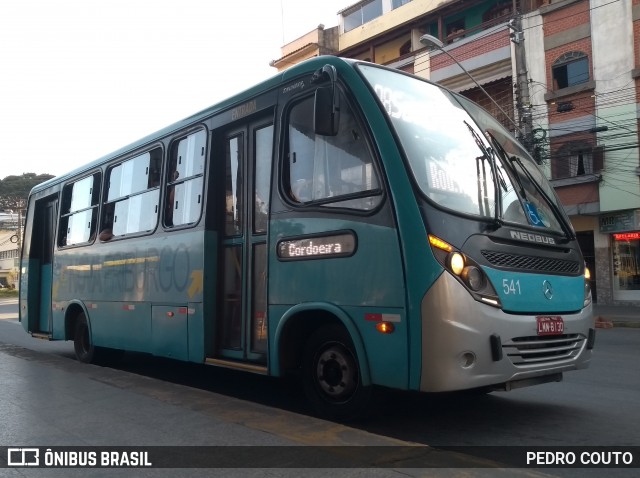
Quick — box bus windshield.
[358,64,565,234]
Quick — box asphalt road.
[1,299,638,477]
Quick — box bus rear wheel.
[73,313,122,364]
[73,312,95,363]
[302,325,371,421]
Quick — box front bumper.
[420,272,594,392]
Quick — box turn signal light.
[428,234,453,252]
[376,322,395,334]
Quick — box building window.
[570,150,592,176]
[483,2,512,24]
[399,40,411,56]
[445,19,465,43]
[552,52,589,89]
[343,0,383,32]
[0,249,18,259]
[555,142,593,178]
[392,0,411,9]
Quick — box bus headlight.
[462,266,485,291]
[584,266,592,307]
[449,252,465,275]
[428,234,501,308]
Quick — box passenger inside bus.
[166,170,179,227]
[99,203,115,241]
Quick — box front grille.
[504,334,585,366]
[482,250,580,274]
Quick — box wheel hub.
[316,344,356,400]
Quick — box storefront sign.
[613,232,640,241]
[599,210,640,233]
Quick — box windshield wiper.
[464,121,501,220]
[484,131,574,239]
[484,131,527,200]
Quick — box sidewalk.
[0,340,539,475]
[0,298,18,321]
[592,303,640,328]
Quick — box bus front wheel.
[302,325,371,420]
[73,312,95,364]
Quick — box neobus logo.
[509,230,556,245]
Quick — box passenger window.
[165,130,206,227]
[254,124,273,233]
[286,91,381,210]
[58,173,101,246]
[102,148,162,239]
[225,134,243,236]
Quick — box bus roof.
[30,56,358,195]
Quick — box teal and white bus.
[20,56,594,419]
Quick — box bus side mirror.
[314,87,339,136]
[312,64,340,136]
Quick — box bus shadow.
[81,351,587,449]
[356,387,587,446]
[105,351,310,414]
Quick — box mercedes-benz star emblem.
[543,280,553,300]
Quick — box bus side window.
[288,102,315,202]
[104,148,161,238]
[58,173,101,247]
[165,169,179,228]
[286,91,381,210]
[165,130,206,228]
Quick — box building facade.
[528,0,640,304]
[270,25,339,71]
[272,0,640,305]
[0,231,19,289]
[0,213,21,288]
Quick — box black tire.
[302,324,372,421]
[73,312,95,363]
[73,312,123,365]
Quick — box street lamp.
[419,33,521,136]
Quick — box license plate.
[537,316,564,336]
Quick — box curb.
[595,316,640,329]
[611,320,640,328]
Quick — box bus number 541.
[503,279,521,295]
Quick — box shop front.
[600,210,640,302]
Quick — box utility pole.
[509,14,533,156]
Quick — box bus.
[20,56,594,419]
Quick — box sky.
[0,0,348,180]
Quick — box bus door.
[216,118,274,364]
[31,196,57,334]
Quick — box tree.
[0,173,54,211]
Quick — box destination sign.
[277,232,356,260]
